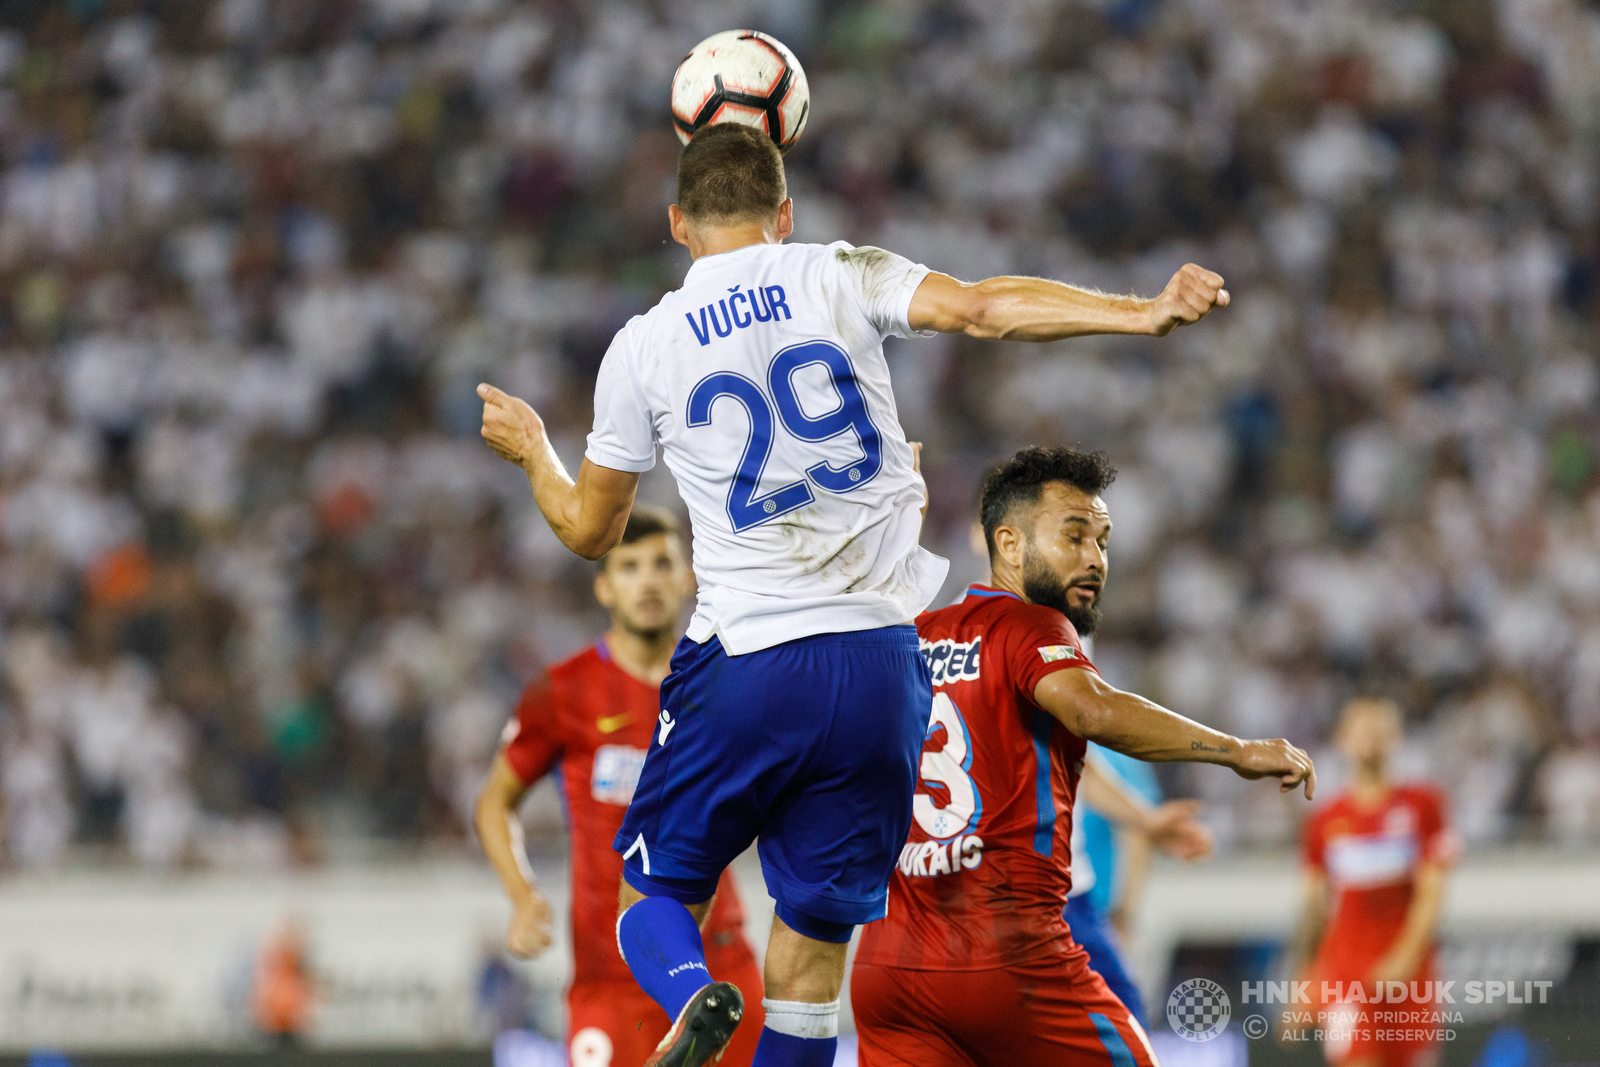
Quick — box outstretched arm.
[1034,667,1316,798]
[907,264,1228,340]
[1080,756,1213,861]
[1108,829,1152,940]
[474,754,555,959]
[478,383,639,560]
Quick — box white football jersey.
[586,240,949,655]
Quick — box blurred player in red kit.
[474,506,765,1067]
[1292,698,1457,1067]
[852,447,1317,1067]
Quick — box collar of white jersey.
[684,242,770,281]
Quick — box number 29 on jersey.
[687,340,882,532]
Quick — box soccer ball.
[670,30,810,152]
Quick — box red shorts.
[567,949,766,1067]
[852,950,1157,1067]
[1312,960,1442,1067]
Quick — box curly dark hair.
[978,446,1117,560]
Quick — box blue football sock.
[615,895,712,1020]
[751,1028,838,1066]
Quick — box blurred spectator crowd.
[1,0,1599,872]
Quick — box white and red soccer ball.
[670,30,810,153]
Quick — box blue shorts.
[614,626,930,933]
[1065,893,1147,1022]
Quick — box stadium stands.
[1,0,1597,872]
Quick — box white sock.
[761,998,840,1039]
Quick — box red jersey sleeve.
[1415,785,1460,867]
[1302,808,1327,872]
[1002,603,1098,702]
[500,675,563,785]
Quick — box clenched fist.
[506,892,554,959]
[479,383,545,468]
[1147,263,1229,336]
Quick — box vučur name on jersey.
[686,284,793,345]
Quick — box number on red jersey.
[914,693,982,839]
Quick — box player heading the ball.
[477,122,1234,1067]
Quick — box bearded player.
[473,506,765,1067]
[852,447,1317,1067]
[1292,698,1457,1067]
[479,122,1233,1067]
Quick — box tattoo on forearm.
[1191,741,1231,753]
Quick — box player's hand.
[1144,799,1214,861]
[506,891,554,959]
[1147,264,1228,336]
[478,383,546,468]
[1231,738,1316,799]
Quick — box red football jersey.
[855,585,1098,971]
[1302,783,1458,977]
[501,641,750,983]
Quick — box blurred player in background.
[853,447,1314,1067]
[479,123,1233,1067]
[473,506,765,1067]
[1081,747,1168,953]
[1293,698,1458,1067]
[1070,751,1208,1022]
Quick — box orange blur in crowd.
[251,922,313,1041]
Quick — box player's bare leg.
[762,914,848,1002]
[617,883,742,1067]
[748,913,848,1066]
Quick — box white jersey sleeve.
[585,332,656,473]
[833,244,934,340]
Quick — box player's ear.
[668,204,692,249]
[775,198,794,241]
[594,568,616,610]
[992,523,1025,572]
